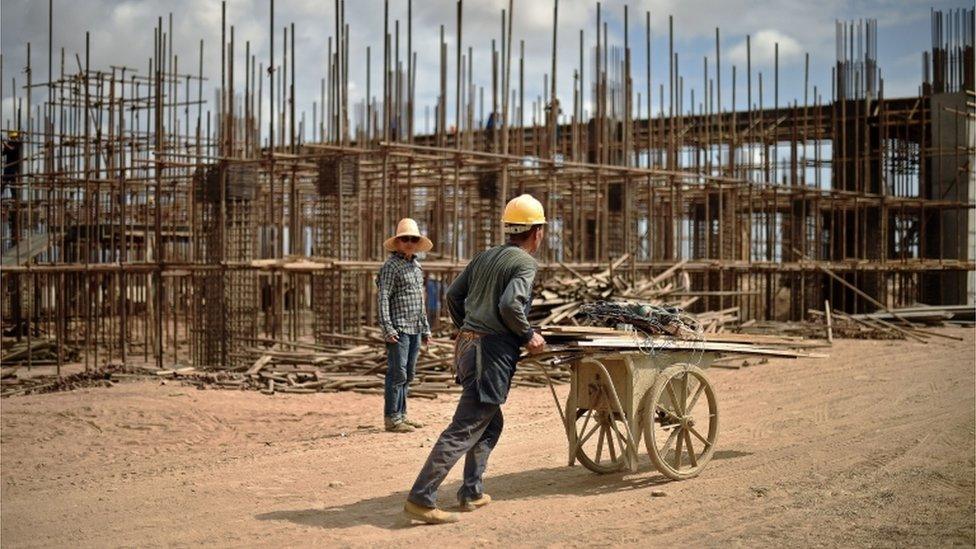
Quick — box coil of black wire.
[578,301,701,336]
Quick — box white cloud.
[0,0,950,133]
[728,29,804,68]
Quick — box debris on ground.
[0,364,144,397]
[1,339,79,365]
[164,329,572,397]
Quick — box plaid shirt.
[377,252,430,338]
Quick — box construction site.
[1,0,974,545]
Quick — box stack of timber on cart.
[535,326,828,362]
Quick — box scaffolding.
[1,3,973,372]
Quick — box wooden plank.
[246,355,273,375]
[824,300,833,343]
[647,259,689,287]
[542,325,622,334]
[574,337,828,358]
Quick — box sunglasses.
[397,236,421,243]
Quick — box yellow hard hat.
[501,194,546,233]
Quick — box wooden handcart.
[563,348,719,480]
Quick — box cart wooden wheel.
[640,364,719,480]
[565,384,629,474]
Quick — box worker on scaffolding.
[377,218,434,433]
[403,194,548,525]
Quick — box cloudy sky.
[0,0,967,140]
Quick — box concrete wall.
[926,92,975,305]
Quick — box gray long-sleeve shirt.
[446,244,537,345]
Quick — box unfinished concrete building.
[1,3,973,371]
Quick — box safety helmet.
[501,194,547,234]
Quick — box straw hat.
[384,218,434,253]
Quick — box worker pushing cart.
[402,194,548,525]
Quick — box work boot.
[458,494,492,512]
[385,417,415,433]
[403,500,460,524]
[402,417,425,428]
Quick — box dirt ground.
[2,329,974,547]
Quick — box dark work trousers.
[407,333,504,508]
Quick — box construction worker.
[377,218,434,433]
[402,194,547,524]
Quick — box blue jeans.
[385,331,421,421]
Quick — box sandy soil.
[2,329,974,547]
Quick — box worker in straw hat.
[377,218,435,433]
[403,194,547,525]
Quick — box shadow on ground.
[256,449,751,531]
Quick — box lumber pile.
[170,258,811,397]
[1,339,79,365]
[789,255,972,340]
[807,303,969,343]
[531,256,700,326]
[804,311,901,340]
[170,329,572,397]
[849,304,975,325]
[696,307,740,333]
[0,364,137,397]
[531,257,740,335]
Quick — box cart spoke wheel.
[565,375,631,474]
[641,364,719,481]
[568,406,629,474]
[576,410,627,473]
